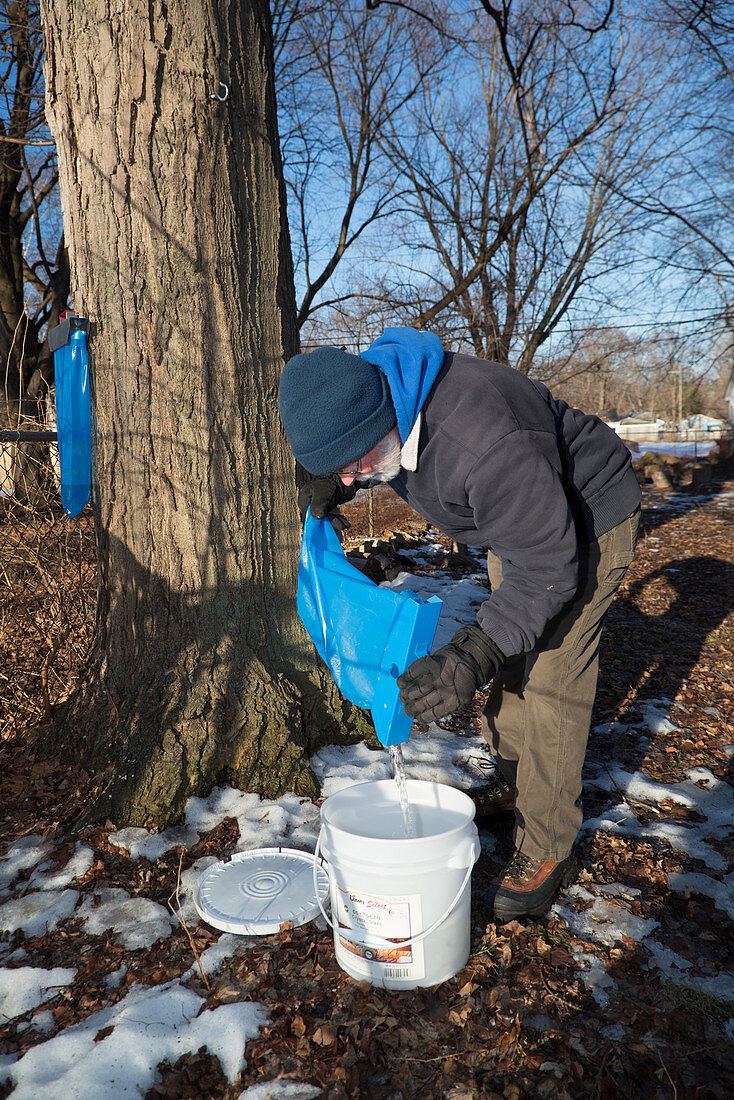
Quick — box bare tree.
[273,0,441,332]
[370,0,674,372]
[550,322,722,425]
[629,3,734,319]
[0,0,68,416]
[39,0,368,827]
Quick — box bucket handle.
[312,828,479,949]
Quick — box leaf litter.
[0,472,733,1097]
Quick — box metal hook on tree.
[209,81,229,102]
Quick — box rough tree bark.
[39,0,369,827]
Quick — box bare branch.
[0,135,56,146]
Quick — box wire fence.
[0,427,97,738]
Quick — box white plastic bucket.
[315,779,480,989]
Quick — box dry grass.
[0,453,96,738]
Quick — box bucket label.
[334,885,424,980]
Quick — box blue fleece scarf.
[360,327,445,444]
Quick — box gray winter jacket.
[389,352,641,657]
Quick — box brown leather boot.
[493,849,579,922]
[470,774,515,820]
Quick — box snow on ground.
[311,723,493,798]
[0,889,81,938]
[630,440,720,459]
[108,826,199,862]
[0,967,77,1025]
[383,552,490,646]
[0,838,53,898]
[238,1083,322,1099]
[76,889,174,951]
[1,982,268,1100]
[185,789,321,853]
[29,846,94,892]
[1,506,733,1096]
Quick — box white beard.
[358,429,402,485]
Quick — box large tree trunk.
[40,0,369,827]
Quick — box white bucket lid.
[193,847,328,935]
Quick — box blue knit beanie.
[279,347,396,475]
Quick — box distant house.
[604,414,665,442]
[680,413,728,437]
[726,367,734,427]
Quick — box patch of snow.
[583,762,732,871]
[0,981,268,1100]
[238,1082,322,1099]
[185,789,320,853]
[647,946,734,1004]
[0,966,76,1023]
[0,889,80,937]
[637,701,679,736]
[311,725,489,798]
[183,933,258,981]
[310,742,391,797]
[29,845,94,891]
[554,884,659,947]
[585,808,728,870]
[643,942,693,974]
[0,837,52,897]
[0,947,27,964]
[108,826,200,862]
[104,965,127,989]
[173,857,219,926]
[553,862,734,1009]
[382,571,490,646]
[569,946,614,1008]
[77,888,172,950]
[666,871,734,914]
[22,1009,55,1036]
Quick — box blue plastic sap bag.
[50,316,92,519]
[297,512,442,746]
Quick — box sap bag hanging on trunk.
[49,314,93,519]
[297,512,441,746]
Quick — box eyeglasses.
[337,456,366,477]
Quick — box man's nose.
[339,472,358,486]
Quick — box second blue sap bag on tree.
[297,512,441,746]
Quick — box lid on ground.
[194,847,328,935]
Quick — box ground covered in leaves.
[1,468,733,1099]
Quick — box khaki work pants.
[482,509,640,861]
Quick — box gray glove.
[397,625,505,724]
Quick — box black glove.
[397,625,505,724]
[298,474,358,532]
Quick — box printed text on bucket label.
[334,885,424,977]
